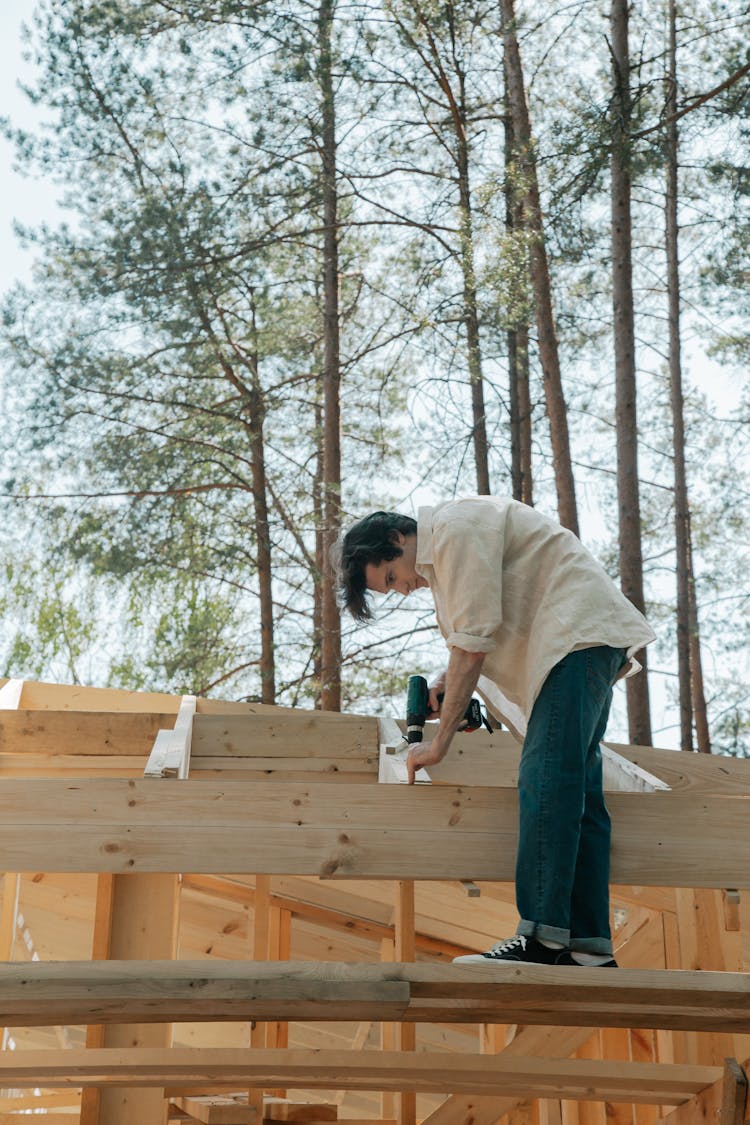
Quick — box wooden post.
[599,1028,634,1125]
[248,875,271,1116]
[395,881,416,1125]
[676,889,738,1065]
[576,1032,606,1125]
[81,874,179,1125]
[80,874,115,1125]
[0,872,20,1053]
[380,935,397,1122]
[720,1059,748,1125]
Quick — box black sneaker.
[453,935,576,966]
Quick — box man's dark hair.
[335,511,418,622]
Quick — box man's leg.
[568,647,626,955]
[515,646,625,949]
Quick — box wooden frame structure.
[0,676,748,1125]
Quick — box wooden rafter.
[2,960,749,1032]
[0,1048,724,1101]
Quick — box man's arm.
[407,646,486,784]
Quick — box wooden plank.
[263,1099,338,1120]
[604,742,750,796]
[0,1048,722,1100]
[192,714,377,760]
[2,960,750,1032]
[16,681,181,712]
[0,710,172,756]
[0,780,747,885]
[191,758,377,776]
[173,1093,257,1122]
[0,1117,78,1124]
[145,696,196,779]
[0,1091,82,1112]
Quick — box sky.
[1,1,746,748]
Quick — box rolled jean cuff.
[516,918,569,946]
[569,936,614,956]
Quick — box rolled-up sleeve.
[431,510,505,653]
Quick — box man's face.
[364,533,429,599]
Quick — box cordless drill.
[405,674,486,744]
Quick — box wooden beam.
[0,1048,722,1100]
[0,709,173,757]
[193,713,377,760]
[2,960,750,1032]
[173,1093,257,1122]
[0,780,747,886]
[604,742,750,796]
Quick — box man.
[337,496,655,967]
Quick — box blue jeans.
[515,645,626,955]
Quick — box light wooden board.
[192,714,377,759]
[0,1048,722,1101]
[0,780,747,885]
[604,743,750,795]
[2,960,750,1032]
[0,711,172,756]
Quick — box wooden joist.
[0,1047,723,1101]
[0,778,747,885]
[2,960,750,1033]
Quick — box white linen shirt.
[415,497,656,738]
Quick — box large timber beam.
[0,779,747,885]
[0,1048,723,1101]
[2,961,750,1033]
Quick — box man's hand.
[427,670,447,717]
[407,648,486,785]
[407,740,448,784]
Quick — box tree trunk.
[665,0,692,751]
[246,302,276,705]
[455,74,491,495]
[610,0,652,744]
[500,0,577,534]
[247,387,276,705]
[504,89,532,506]
[687,524,711,752]
[313,392,324,701]
[318,0,342,712]
[665,0,711,753]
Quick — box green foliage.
[0,0,748,750]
